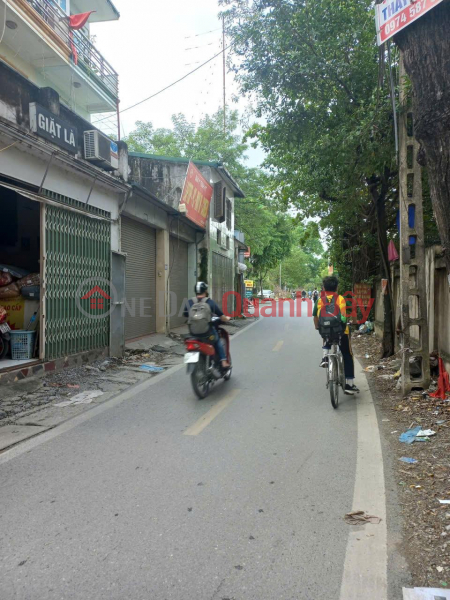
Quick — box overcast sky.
[91,0,264,167]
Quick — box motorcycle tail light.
[186,342,199,351]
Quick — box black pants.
[324,334,354,379]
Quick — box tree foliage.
[221,0,398,355]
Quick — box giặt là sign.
[375,0,445,45]
[29,103,78,153]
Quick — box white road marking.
[272,340,284,352]
[339,359,388,600]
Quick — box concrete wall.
[375,245,450,371]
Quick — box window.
[226,199,232,230]
[214,182,225,222]
[217,230,221,246]
[226,236,230,250]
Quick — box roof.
[129,152,245,198]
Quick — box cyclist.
[313,276,359,395]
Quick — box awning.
[0,181,112,222]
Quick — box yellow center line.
[184,389,241,436]
[272,341,284,352]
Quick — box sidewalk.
[0,316,257,452]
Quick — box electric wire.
[93,44,231,125]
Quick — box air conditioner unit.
[84,130,119,170]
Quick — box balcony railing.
[26,0,119,100]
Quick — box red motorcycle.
[184,317,232,399]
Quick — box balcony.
[0,0,119,115]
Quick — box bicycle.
[325,337,346,409]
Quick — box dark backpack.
[188,297,212,335]
[318,295,344,341]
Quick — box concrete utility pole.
[398,54,430,394]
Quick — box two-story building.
[127,153,245,336]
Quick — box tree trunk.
[395,1,450,279]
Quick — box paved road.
[0,307,385,600]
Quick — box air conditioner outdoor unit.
[84,130,119,170]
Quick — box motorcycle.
[0,309,11,360]
[184,316,232,399]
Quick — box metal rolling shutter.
[212,252,234,314]
[45,205,111,360]
[121,217,156,340]
[169,237,189,328]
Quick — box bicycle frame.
[325,340,346,408]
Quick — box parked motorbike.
[184,316,232,399]
[0,310,11,360]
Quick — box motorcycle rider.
[183,282,231,368]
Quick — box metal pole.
[116,99,121,141]
[223,16,226,135]
[279,262,282,289]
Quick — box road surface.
[0,306,389,600]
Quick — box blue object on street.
[399,426,421,444]
[139,364,164,373]
[399,457,418,464]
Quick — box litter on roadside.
[139,364,165,373]
[404,587,450,599]
[344,510,382,525]
[54,390,103,407]
[399,457,418,464]
[403,588,450,599]
[416,429,436,437]
[439,500,450,505]
[399,426,422,444]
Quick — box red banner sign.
[179,162,213,229]
[375,0,444,45]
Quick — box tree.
[221,0,398,356]
[394,1,450,277]
[125,109,247,174]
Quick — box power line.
[184,28,221,39]
[93,44,231,125]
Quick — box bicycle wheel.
[328,355,339,409]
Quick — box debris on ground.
[353,332,450,589]
[54,390,103,407]
[344,510,382,525]
[403,588,450,600]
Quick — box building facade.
[128,153,245,324]
[0,0,126,380]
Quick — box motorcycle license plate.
[0,323,10,333]
[184,352,200,364]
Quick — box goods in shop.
[16,273,40,290]
[0,272,13,287]
[0,283,20,299]
[0,264,29,279]
[0,306,6,322]
[0,297,39,330]
[21,286,40,300]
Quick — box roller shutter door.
[122,217,156,340]
[169,237,189,328]
[212,252,234,314]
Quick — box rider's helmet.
[195,281,208,295]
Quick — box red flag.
[69,11,96,30]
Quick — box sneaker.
[320,356,329,368]
[344,384,360,395]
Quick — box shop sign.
[179,162,213,229]
[375,0,444,45]
[29,103,78,153]
[244,280,254,288]
[244,246,251,258]
[354,283,372,307]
